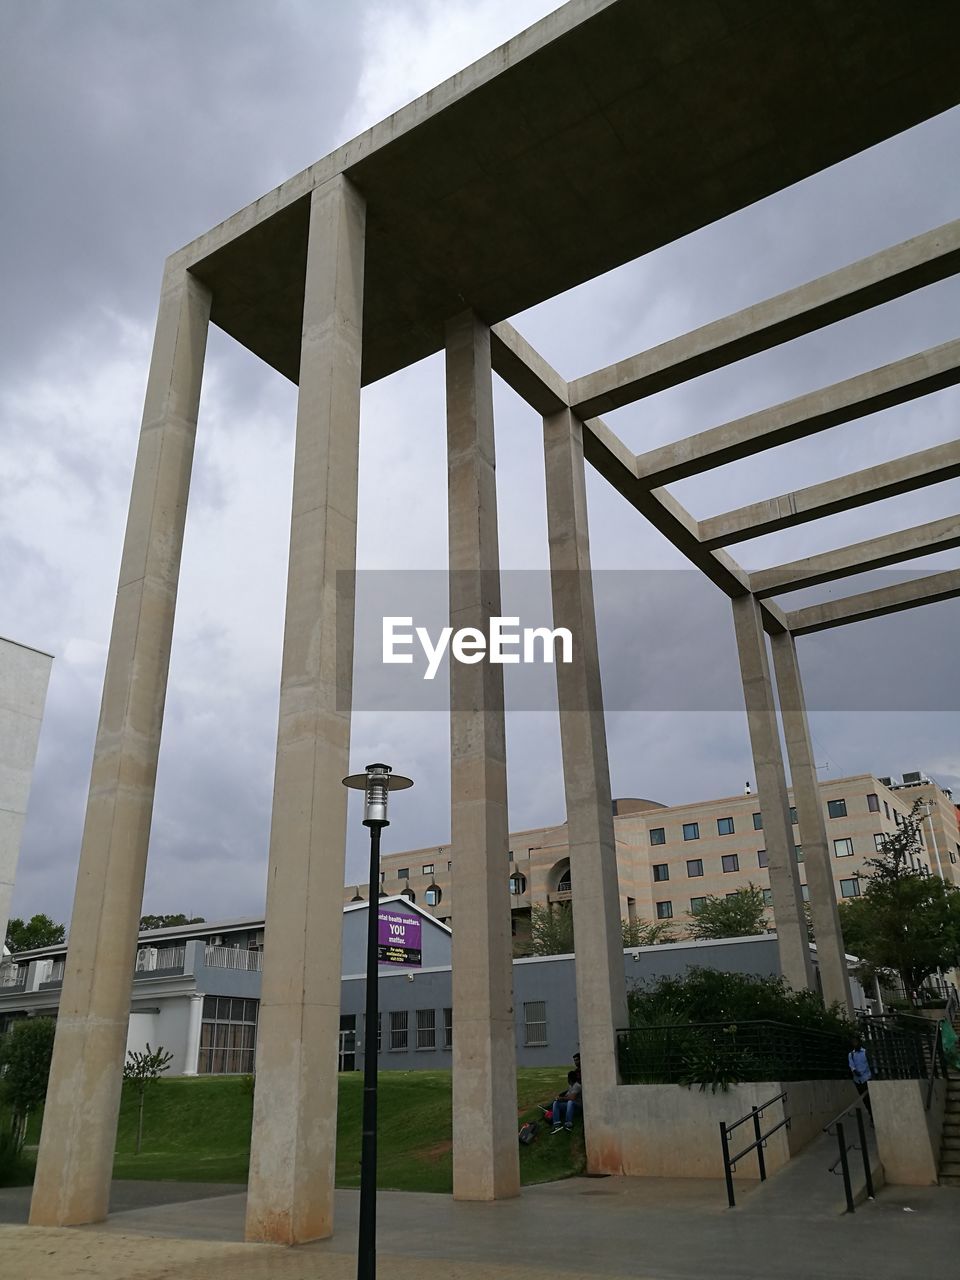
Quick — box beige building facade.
[345,772,960,946]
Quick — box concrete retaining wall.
[597,1078,855,1179]
[872,1077,946,1185]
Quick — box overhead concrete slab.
[183,0,960,388]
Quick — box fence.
[617,1021,849,1086]
[858,1013,944,1081]
[134,945,186,974]
[0,961,26,989]
[204,945,263,972]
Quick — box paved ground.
[1,1172,958,1280]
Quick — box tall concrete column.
[446,311,520,1202]
[30,266,211,1227]
[770,631,853,1015]
[731,596,814,992]
[543,407,627,1174]
[245,175,365,1245]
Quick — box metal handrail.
[719,1090,789,1208]
[925,1020,947,1111]
[824,1103,874,1212]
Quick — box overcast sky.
[2,0,958,931]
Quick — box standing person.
[848,1035,873,1122]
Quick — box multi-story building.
[343,772,960,947]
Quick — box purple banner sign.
[377,909,422,967]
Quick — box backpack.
[518,1121,539,1145]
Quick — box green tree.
[686,885,768,940]
[123,1043,174,1154]
[529,902,574,956]
[4,914,65,953]
[838,805,960,994]
[0,1017,56,1150]
[621,918,674,947]
[139,913,205,931]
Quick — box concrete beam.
[634,339,960,487]
[699,440,960,548]
[751,515,960,598]
[569,219,960,418]
[787,569,960,636]
[490,321,568,416]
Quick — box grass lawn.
[7,1068,584,1192]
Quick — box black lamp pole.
[342,763,413,1280]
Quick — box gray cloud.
[3,3,958,927]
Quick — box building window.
[717,816,735,835]
[757,849,769,868]
[795,845,804,863]
[389,1010,409,1051]
[762,888,773,905]
[801,884,810,902]
[894,810,902,826]
[686,859,704,878]
[416,1009,436,1050]
[509,873,527,895]
[422,863,434,876]
[523,1001,547,1047]
[834,838,855,859]
[379,871,386,883]
[867,793,880,813]
[683,822,700,841]
[425,886,442,907]
[198,997,258,1075]
[649,827,666,846]
[874,833,886,853]
[656,901,673,919]
[397,867,409,880]
[721,854,739,873]
[883,801,890,819]
[789,806,798,825]
[752,812,763,831]
[443,1007,453,1049]
[653,863,669,882]
[840,878,861,899]
[690,897,707,914]
[447,860,452,871]
[951,849,957,865]
[827,799,847,819]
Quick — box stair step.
[939,1162,960,1175]
[943,1175,960,1187]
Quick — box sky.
[2,0,958,931]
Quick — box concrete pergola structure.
[29,0,960,1247]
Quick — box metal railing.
[134,945,186,974]
[617,1021,849,1085]
[719,1090,789,1208]
[0,962,26,989]
[823,1102,874,1213]
[858,1012,943,1084]
[204,945,263,972]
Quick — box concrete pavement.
[1,1174,959,1280]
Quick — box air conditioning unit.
[135,947,158,972]
[902,771,923,785]
[209,935,224,947]
[878,777,894,788]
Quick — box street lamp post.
[342,763,413,1280]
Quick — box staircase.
[940,1071,960,1185]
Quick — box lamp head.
[342,762,413,827]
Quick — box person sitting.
[551,1061,582,1134]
